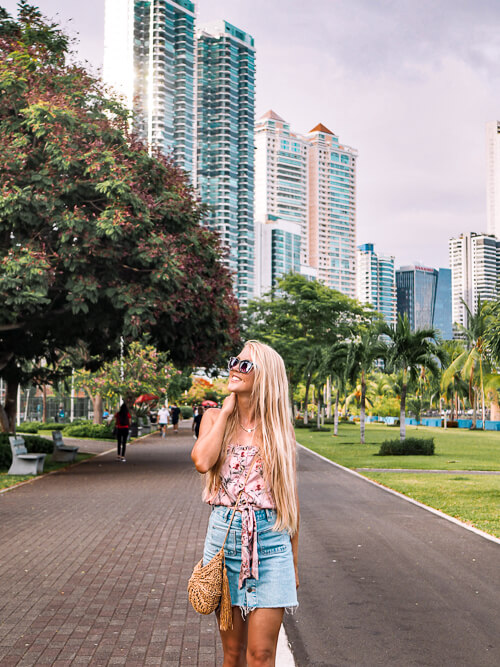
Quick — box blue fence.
[364,416,500,430]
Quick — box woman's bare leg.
[246,608,284,667]
[218,607,249,667]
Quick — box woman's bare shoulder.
[202,407,221,421]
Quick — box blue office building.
[396,265,452,338]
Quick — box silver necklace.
[239,422,257,433]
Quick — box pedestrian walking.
[192,405,204,439]
[158,405,170,437]
[191,340,299,666]
[170,403,181,433]
[114,402,131,462]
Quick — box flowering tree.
[75,342,179,422]
[0,4,239,431]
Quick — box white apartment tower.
[356,244,396,327]
[486,120,500,239]
[306,124,357,298]
[449,232,500,331]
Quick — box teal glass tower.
[104,0,195,176]
[196,21,256,306]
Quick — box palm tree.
[345,328,386,444]
[443,299,491,429]
[379,314,442,441]
[325,342,349,436]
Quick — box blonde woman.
[191,340,299,667]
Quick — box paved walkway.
[0,426,224,666]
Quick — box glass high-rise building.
[196,21,256,306]
[257,216,302,296]
[396,265,452,338]
[306,124,357,298]
[103,0,196,176]
[356,244,396,327]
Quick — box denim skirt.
[203,506,298,614]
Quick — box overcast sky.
[3,0,500,269]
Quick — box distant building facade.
[396,265,452,338]
[103,0,196,175]
[196,20,256,306]
[257,216,302,295]
[306,124,357,298]
[449,232,500,331]
[254,114,357,298]
[356,244,396,327]
[486,120,500,239]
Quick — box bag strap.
[220,452,258,549]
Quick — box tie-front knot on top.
[206,444,275,588]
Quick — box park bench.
[8,436,46,475]
[52,431,79,463]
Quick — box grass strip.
[295,423,500,471]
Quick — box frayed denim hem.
[234,603,299,620]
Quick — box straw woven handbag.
[188,454,257,631]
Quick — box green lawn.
[0,453,94,491]
[362,472,500,539]
[296,423,500,539]
[295,423,500,471]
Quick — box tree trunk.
[360,372,366,444]
[304,374,311,425]
[400,381,407,442]
[0,378,19,433]
[316,388,321,428]
[334,389,339,436]
[326,376,332,418]
[92,393,103,424]
[42,385,47,423]
[472,389,477,429]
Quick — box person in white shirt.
[158,406,170,438]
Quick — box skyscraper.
[196,21,256,306]
[103,0,196,175]
[486,120,500,239]
[257,216,302,296]
[306,124,357,298]
[356,244,396,327]
[449,232,500,331]
[254,111,308,264]
[396,265,454,339]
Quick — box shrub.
[180,406,193,419]
[38,422,66,431]
[294,421,312,428]
[377,437,435,456]
[17,422,40,433]
[63,423,114,439]
[0,433,53,468]
[309,427,331,432]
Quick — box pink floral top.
[206,444,275,588]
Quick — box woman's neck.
[236,395,255,426]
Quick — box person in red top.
[114,402,131,462]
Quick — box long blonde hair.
[204,340,298,535]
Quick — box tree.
[74,342,176,422]
[443,299,492,429]
[345,328,386,443]
[0,4,239,431]
[245,273,369,420]
[379,314,443,441]
[485,300,500,367]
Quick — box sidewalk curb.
[298,443,500,546]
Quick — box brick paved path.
[0,426,224,666]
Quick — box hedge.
[62,423,114,439]
[377,437,435,456]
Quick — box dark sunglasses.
[227,356,256,374]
